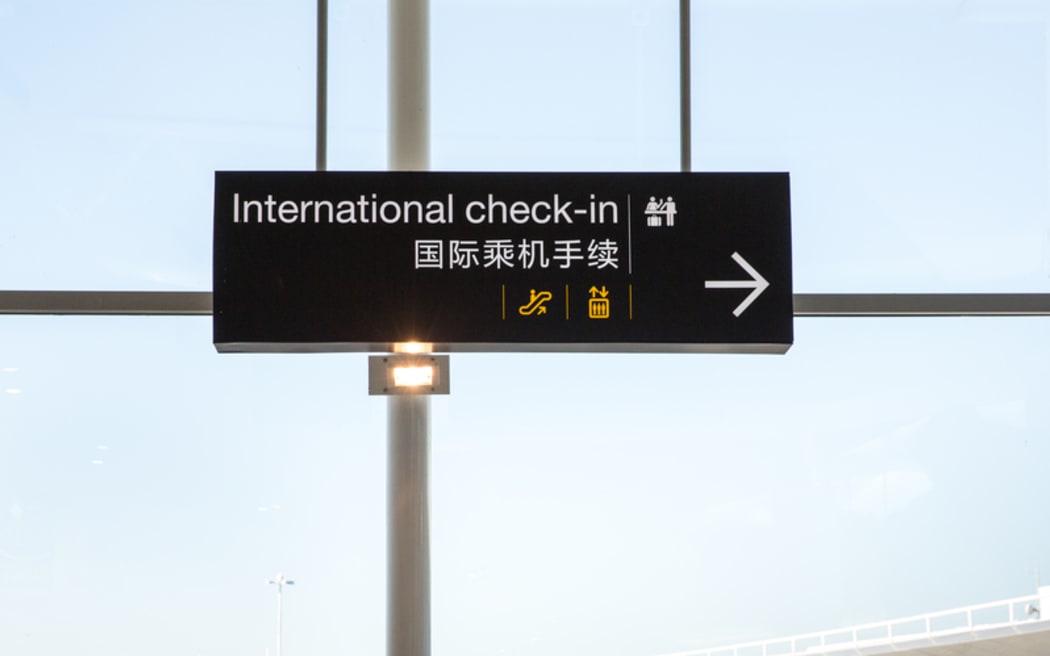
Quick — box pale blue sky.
[2,2,1050,656]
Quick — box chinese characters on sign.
[414,238,620,270]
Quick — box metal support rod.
[388,395,431,656]
[0,291,214,315]
[679,0,691,173]
[5,291,1050,317]
[792,293,1050,317]
[389,0,429,171]
[316,0,328,171]
[388,2,431,656]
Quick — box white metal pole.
[389,0,429,171]
[276,583,283,656]
[269,574,293,656]
[388,3,431,656]
[388,394,431,656]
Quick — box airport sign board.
[213,171,793,353]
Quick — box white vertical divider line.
[627,193,633,275]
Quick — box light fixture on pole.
[368,354,450,396]
[268,573,295,656]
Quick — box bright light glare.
[395,341,432,354]
[393,365,434,387]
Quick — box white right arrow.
[704,252,770,317]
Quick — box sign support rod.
[680,0,691,173]
[316,0,328,171]
[388,3,431,656]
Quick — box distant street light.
[268,573,295,656]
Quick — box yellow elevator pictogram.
[588,286,610,319]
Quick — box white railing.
[661,592,1045,656]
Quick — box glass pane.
[2,315,1048,655]
[695,1,1050,292]
[328,0,387,171]
[430,0,679,171]
[0,1,314,290]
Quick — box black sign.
[213,172,793,353]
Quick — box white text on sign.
[231,193,620,225]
